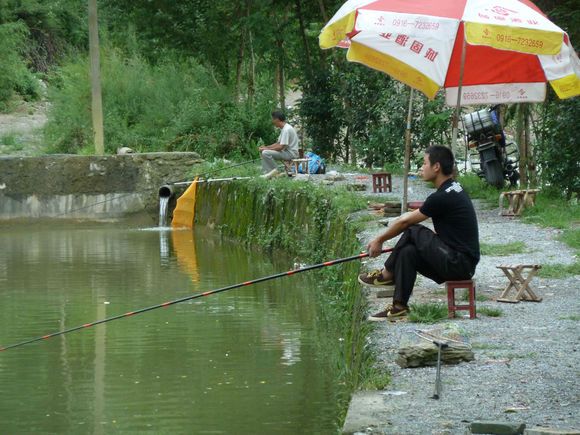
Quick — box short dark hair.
[271,110,286,122]
[425,145,454,176]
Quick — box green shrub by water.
[44,50,275,157]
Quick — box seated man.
[358,145,480,321]
[259,110,299,177]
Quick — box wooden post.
[451,29,467,150]
[517,104,527,188]
[524,104,537,187]
[88,0,104,155]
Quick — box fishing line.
[0,248,393,352]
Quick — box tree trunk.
[294,0,312,75]
[318,0,329,22]
[524,104,537,187]
[277,39,286,110]
[344,126,350,164]
[88,0,104,155]
[234,28,245,101]
[517,104,528,188]
[246,30,255,106]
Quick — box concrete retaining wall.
[0,152,202,220]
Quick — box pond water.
[0,222,346,434]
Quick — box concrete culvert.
[158,185,174,199]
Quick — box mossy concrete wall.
[194,180,359,260]
[0,152,202,220]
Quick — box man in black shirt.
[359,145,480,321]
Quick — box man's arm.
[259,142,285,152]
[366,209,429,257]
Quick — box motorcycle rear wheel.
[483,160,505,188]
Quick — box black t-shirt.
[419,178,480,265]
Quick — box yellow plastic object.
[171,177,199,228]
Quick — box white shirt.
[278,123,299,157]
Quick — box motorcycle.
[462,106,519,188]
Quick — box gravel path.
[0,101,48,156]
[318,171,579,434]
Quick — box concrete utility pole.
[88,0,105,155]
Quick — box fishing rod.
[172,176,252,186]
[0,248,393,352]
[52,158,259,218]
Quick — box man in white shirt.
[259,111,300,177]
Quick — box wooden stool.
[496,264,542,303]
[291,158,310,174]
[446,280,476,319]
[499,189,540,216]
[372,172,392,193]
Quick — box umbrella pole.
[402,88,414,214]
[451,31,467,149]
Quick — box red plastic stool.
[446,280,476,319]
[372,172,392,193]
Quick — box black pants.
[384,225,475,306]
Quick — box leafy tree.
[533,94,580,199]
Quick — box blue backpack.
[299,152,326,174]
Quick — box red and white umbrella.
[320,0,580,105]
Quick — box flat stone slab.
[471,420,526,434]
[342,391,391,434]
[525,427,580,435]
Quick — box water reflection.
[159,229,170,266]
[0,223,343,434]
[171,228,199,283]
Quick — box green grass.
[358,369,392,390]
[480,241,527,256]
[0,134,24,152]
[558,314,580,321]
[537,262,580,279]
[471,342,504,350]
[478,306,503,317]
[458,173,502,204]
[459,290,491,302]
[520,193,580,257]
[408,302,448,323]
[560,228,580,252]
[522,194,580,230]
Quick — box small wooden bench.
[290,158,310,174]
[496,264,542,303]
[499,189,540,216]
[372,172,392,193]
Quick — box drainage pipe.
[158,184,175,199]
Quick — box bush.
[44,50,276,157]
[0,22,40,109]
[534,96,580,199]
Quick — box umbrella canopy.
[320,0,580,105]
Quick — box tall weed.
[0,22,40,109]
[44,50,276,156]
